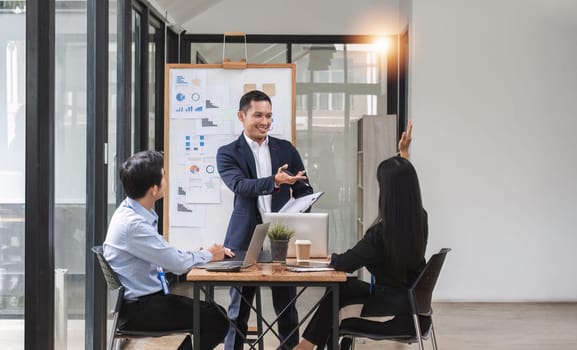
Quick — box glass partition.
[148,23,156,150]
[0,3,26,349]
[108,1,119,216]
[293,43,388,254]
[55,1,88,348]
[190,43,288,64]
[131,9,141,153]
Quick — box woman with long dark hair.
[294,155,428,350]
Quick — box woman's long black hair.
[371,156,427,282]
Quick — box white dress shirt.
[243,132,272,217]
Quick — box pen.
[281,169,311,187]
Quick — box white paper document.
[286,267,335,272]
[279,192,324,213]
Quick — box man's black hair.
[239,90,272,112]
[119,150,164,199]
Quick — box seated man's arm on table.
[117,220,212,274]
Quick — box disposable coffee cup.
[295,239,312,261]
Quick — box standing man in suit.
[217,90,314,350]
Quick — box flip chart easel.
[163,44,296,250]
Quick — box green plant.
[267,223,295,241]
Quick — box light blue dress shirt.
[103,197,211,300]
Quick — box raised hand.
[398,120,413,159]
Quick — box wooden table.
[186,262,346,349]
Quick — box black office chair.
[339,248,451,350]
[91,246,194,350]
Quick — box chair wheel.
[339,337,353,350]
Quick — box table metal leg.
[331,283,340,350]
[185,277,346,350]
[254,288,264,350]
[193,284,201,350]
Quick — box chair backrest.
[409,248,451,315]
[91,246,123,291]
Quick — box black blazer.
[330,211,428,316]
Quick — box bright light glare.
[373,37,390,53]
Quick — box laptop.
[197,222,270,271]
[261,212,329,258]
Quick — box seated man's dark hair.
[119,150,164,199]
[239,90,272,112]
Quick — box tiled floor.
[2,288,577,349]
[121,301,577,350]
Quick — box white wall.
[411,0,577,300]
[182,0,402,35]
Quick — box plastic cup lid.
[295,239,312,245]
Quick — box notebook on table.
[283,260,334,272]
[196,222,270,272]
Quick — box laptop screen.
[242,222,270,266]
[262,212,329,258]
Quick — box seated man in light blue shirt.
[104,150,232,350]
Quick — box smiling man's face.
[238,100,273,144]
